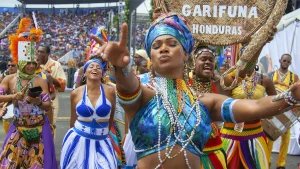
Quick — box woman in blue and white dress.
[60,59,117,169]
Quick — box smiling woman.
[60,59,118,169]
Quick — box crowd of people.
[0,9,149,72]
[0,6,299,169]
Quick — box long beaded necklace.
[277,70,288,82]
[242,72,259,99]
[142,73,202,169]
[16,76,35,93]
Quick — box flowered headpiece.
[9,17,43,79]
[84,26,109,75]
[144,13,194,58]
[85,26,108,61]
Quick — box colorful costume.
[0,17,57,169]
[116,13,241,168]
[220,72,269,169]
[192,80,227,169]
[106,80,127,168]
[130,78,212,161]
[60,84,117,169]
[267,70,296,168]
[127,77,238,168]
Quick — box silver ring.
[100,52,104,57]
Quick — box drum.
[2,103,14,123]
[295,120,300,149]
[262,108,300,141]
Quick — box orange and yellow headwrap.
[9,17,43,79]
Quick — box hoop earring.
[255,65,259,71]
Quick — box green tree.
[124,0,130,24]
[149,0,154,22]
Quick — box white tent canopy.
[258,8,300,76]
[277,8,300,31]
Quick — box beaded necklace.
[141,73,202,169]
[277,70,288,82]
[242,72,259,99]
[192,76,217,95]
[15,76,35,94]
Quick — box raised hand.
[90,23,130,68]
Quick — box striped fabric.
[61,121,117,169]
[221,120,269,169]
[201,123,227,169]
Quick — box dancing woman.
[60,59,117,169]
[91,13,300,169]
[220,48,277,169]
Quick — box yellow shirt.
[270,70,295,93]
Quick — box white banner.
[258,20,300,77]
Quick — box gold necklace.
[193,76,212,94]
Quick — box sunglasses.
[282,60,291,64]
[8,64,16,67]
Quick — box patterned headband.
[195,49,216,58]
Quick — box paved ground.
[0,91,299,169]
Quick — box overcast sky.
[0,0,151,14]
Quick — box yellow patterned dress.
[220,73,269,169]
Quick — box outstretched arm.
[207,81,300,122]
[91,24,154,118]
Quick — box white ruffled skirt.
[60,120,117,169]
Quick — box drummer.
[267,54,299,169]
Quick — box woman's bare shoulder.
[102,83,115,95]
[71,85,85,98]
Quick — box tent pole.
[289,21,298,54]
